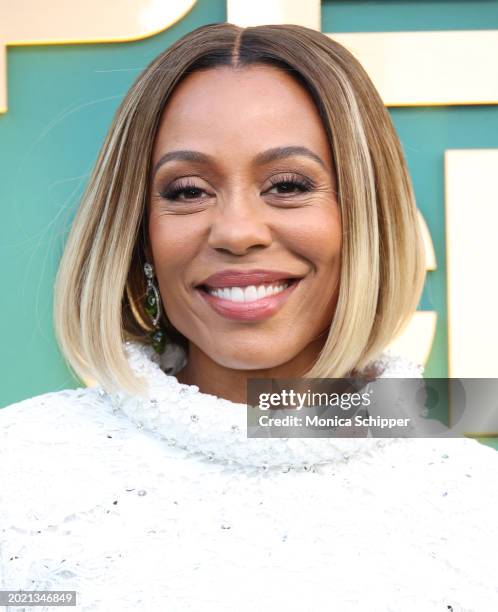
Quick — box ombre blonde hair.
[54,22,426,396]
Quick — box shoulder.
[0,387,182,529]
[0,388,116,504]
[0,386,179,467]
[0,387,118,446]
[0,387,185,596]
[1,386,102,419]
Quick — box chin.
[211,348,292,372]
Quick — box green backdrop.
[1,0,497,447]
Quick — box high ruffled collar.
[108,340,424,471]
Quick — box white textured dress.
[1,342,497,612]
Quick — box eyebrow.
[152,145,327,176]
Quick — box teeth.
[257,285,267,300]
[207,282,290,302]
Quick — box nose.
[206,194,273,256]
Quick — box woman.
[1,23,497,611]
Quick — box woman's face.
[148,65,341,372]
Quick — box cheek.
[148,219,196,317]
[148,213,200,272]
[281,206,342,266]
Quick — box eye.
[160,178,209,202]
[266,173,314,196]
[158,173,314,203]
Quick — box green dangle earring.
[143,262,168,354]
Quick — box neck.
[175,335,327,404]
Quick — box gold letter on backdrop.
[227,0,321,30]
[0,0,197,112]
[329,30,498,106]
[445,150,498,378]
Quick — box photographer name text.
[259,414,411,429]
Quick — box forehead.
[152,65,332,170]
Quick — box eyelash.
[160,173,314,202]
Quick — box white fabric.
[1,341,497,612]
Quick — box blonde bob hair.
[54,22,426,396]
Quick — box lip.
[196,278,302,322]
[198,268,304,289]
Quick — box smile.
[203,281,291,302]
[195,278,302,322]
